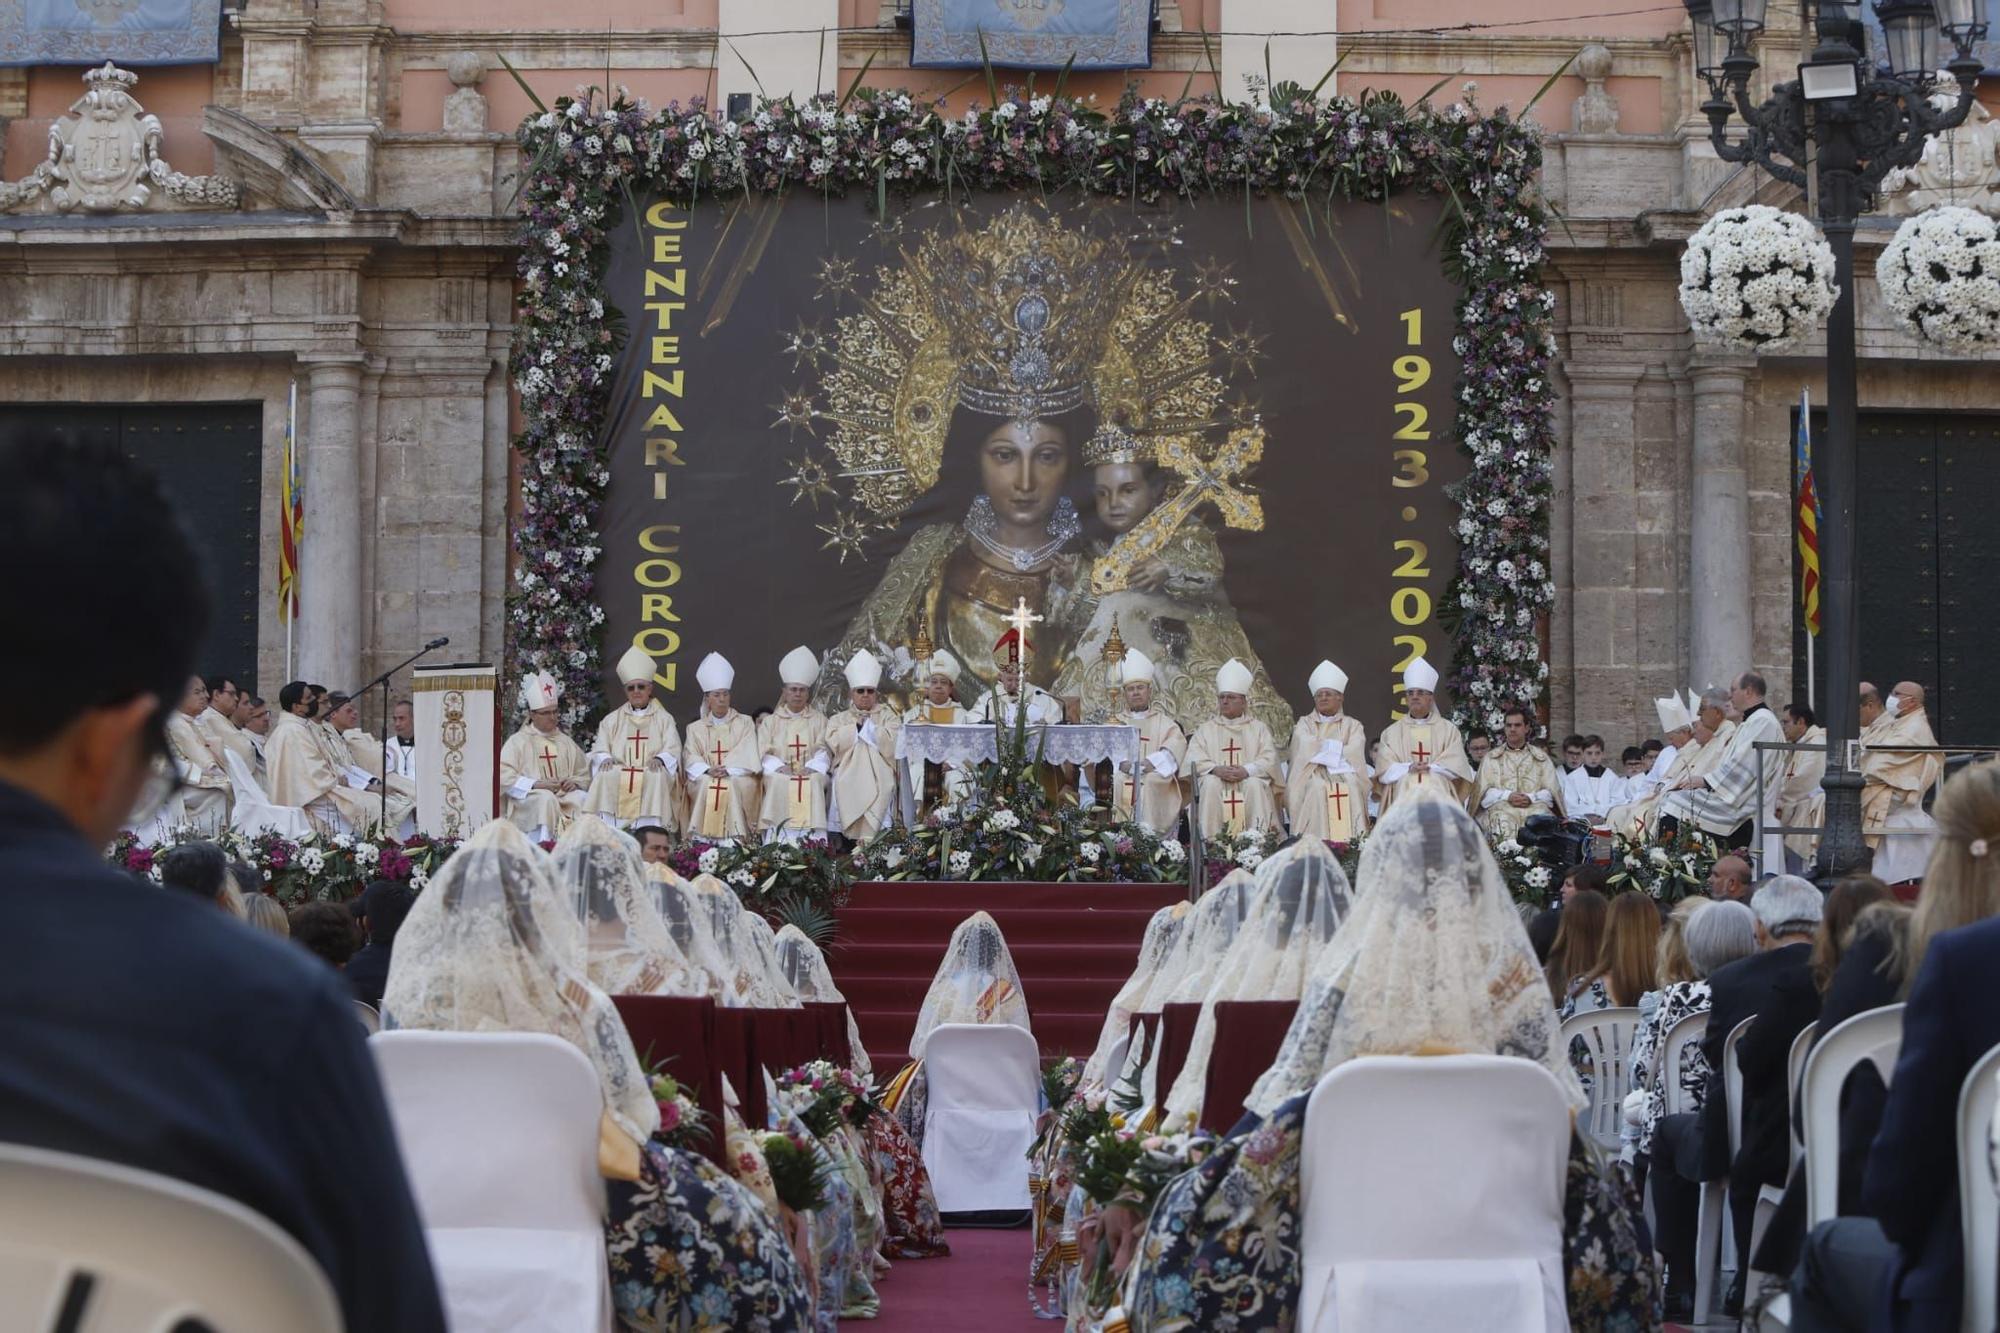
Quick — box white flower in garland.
[1161,840,1187,865]
[1877,205,2000,350]
[727,868,755,888]
[1679,205,1838,351]
[697,846,720,874]
[948,849,973,875]
[1525,865,1551,890]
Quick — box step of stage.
[827,880,1188,1073]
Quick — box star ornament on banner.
[771,391,818,438]
[815,512,877,561]
[814,254,858,302]
[782,319,831,373]
[779,453,838,508]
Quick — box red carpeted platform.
[845,1226,1042,1331]
[828,880,1188,1071]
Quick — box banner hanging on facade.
[593,193,1464,743]
[1,0,221,66]
[910,0,1152,71]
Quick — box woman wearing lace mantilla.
[880,909,1033,1146]
[382,819,812,1333]
[1114,801,1659,1333]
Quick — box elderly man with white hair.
[1651,874,1824,1319]
[1658,671,1787,859]
[1184,658,1278,837]
[1108,649,1187,835]
[1284,659,1369,840]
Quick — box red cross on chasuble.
[539,745,561,779]
[696,732,735,838]
[1324,780,1353,841]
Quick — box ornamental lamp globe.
[1932,0,1990,46]
[1685,1,1728,79]
[1876,0,1943,78]
[1710,0,1770,36]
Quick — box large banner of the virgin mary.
[594,193,1464,740]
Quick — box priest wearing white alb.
[1657,670,1786,852]
[195,677,259,779]
[758,646,831,844]
[1859,680,1943,880]
[1185,658,1279,837]
[500,671,590,842]
[682,653,760,842]
[827,650,903,841]
[1110,649,1188,835]
[583,646,683,832]
[1375,656,1472,814]
[971,633,1063,725]
[331,695,417,811]
[1284,659,1368,842]
[1558,734,1628,824]
[1473,705,1563,839]
[165,675,233,832]
[1778,701,1827,873]
[265,682,383,835]
[902,649,973,814]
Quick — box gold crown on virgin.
[1081,422,1156,469]
[811,204,1229,518]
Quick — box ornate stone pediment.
[0,63,240,215]
[1880,84,2000,216]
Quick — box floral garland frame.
[510,84,1557,732]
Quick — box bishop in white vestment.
[682,653,760,842]
[1284,659,1368,841]
[902,649,973,813]
[827,650,903,841]
[584,646,684,832]
[500,671,590,842]
[1859,683,1943,848]
[266,706,380,835]
[1474,707,1564,839]
[1110,649,1188,835]
[1185,658,1279,837]
[165,676,232,832]
[194,692,259,780]
[1375,656,1472,814]
[758,646,831,843]
[1658,674,1786,848]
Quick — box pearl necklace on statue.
[964,495,1081,572]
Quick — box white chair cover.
[1561,1006,1641,1153]
[1298,1054,1571,1333]
[0,1141,341,1333]
[1958,1041,2000,1333]
[222,748,316,839]
[371,1030,612,1333]
[920,1022,1040,1212]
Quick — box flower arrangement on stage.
[856,801,1186,883]
[1200,827,1283,883]
[1678,204,1839,352]
[109,825,460,905]
[1877,205,2000,351]
[775,1061,878,1139]
[1606,826,1721,903]
[510,82,1557,732]
[1491,833,1557,908]
[669,835,856,943]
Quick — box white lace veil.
[1081,901,1190,1088]
[682,874,781,1007]
[1242,800,1584,1119]
[739,910,803,1008]
[382,818,662,1145]
[1163,838,1355,1122]
[642,862,732,998]
[775,923,873,1080]
[552,816,701,997]
[1153,869,1256,1006]
[909,910,1031,1060]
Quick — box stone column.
[1563,363,1648,740]
[298,356,365,690]
[1688,356,1755,693]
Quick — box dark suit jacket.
[0,781,445,1332]
[1863,914,2000,1333]
[1696,941,1820,1187]
[347,940,393,1009]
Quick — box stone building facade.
[2,0,1994,740]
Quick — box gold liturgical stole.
[1324,780,1355,841]
[785,768,812,829]
[1407,723,1436,770]
[618,732,651,821]
[698,774,731,838]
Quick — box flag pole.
[283,379,298,682]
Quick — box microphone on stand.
[425,636,450,652]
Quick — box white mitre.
[1402,656,1440,693]
[519,671,562,712]
[779,645,820,688]
[696,652,734,693]
[615,646,656,686]
[1121,648,1156,685]
[1216,658,1253,697]
[845,650,883,689]
[1656,694,1692,733]
[926,649,960,682]
[1308,659,1348,694]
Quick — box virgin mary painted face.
[978,419,1070,539]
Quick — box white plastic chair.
[1693,1015,1755,1326]
[353,1000,382,1034]
[1643,1008,1710,1247]
[0,1141,342,1333]
[1786,1021,1818,1164]
[371,1030,612,1332]
[921,1022,1040,1213]
[1800,1005,1904,1227]
[224,748,315,839]
[1298,1054,1572,1333]
[1562,1005,1641,1152]
[1960,1042,2000,1333]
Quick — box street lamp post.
[1682,0,1988,877]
